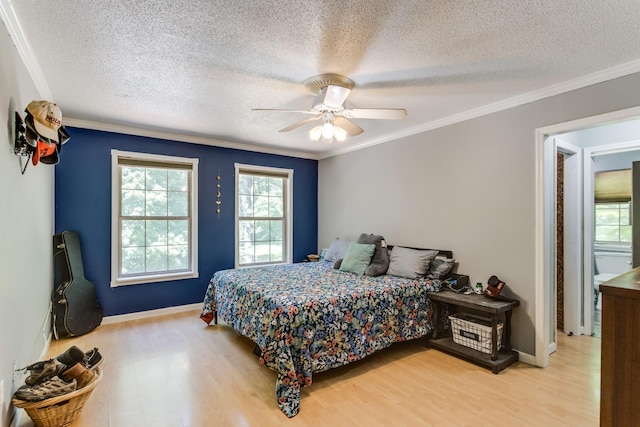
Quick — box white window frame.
[235,163,293,268]
[594,201,632,244]
[111,150,199,287]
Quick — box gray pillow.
[386,247,438,279]
[324,239,352,263]
[427,256,455,279]
[357,233,389,277]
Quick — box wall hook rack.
[13,112,32,175]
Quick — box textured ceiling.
[4,0,640,158]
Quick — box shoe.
[56,345,102,370]
[55,345,86,366]
[14,376,77,402]
[23,359,66,386]
[84,348,103,370]
[60,363,95,389]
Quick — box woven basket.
[12,368,102,427]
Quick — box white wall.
[0,22,54,427]
[319,72,640,357]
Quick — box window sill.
[111,271,199,287]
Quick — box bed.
[200,246,454,417]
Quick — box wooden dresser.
[599,267,640,427]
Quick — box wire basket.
[449,313,503,354]
[12,368,102,427]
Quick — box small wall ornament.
[216,170,222,218]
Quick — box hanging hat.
[32,139,57,166]
[26,100,62,142]
[39,143,60,165]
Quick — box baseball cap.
[26,100,62,142]
[32,139,57,166]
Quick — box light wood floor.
[22,310,600,427]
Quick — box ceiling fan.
[253,73,407,143]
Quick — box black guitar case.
[52,230,103,338]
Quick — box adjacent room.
[2,2,640,426]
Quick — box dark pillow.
[357,233,389,277]
[427,256,455,279]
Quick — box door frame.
[556,140,583,339]
[535,105,640,367]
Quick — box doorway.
[534,105,640,367]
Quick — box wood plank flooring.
[21,310,600,427]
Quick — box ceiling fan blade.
[334,117,364,136]
[252,108,318,115]
[322,85,351,108]
[278,115,322,132]
[342,108,407,120]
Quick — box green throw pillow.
[339,243,376,275]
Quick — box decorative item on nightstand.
[307,254,320,262]
[484,275,506,299]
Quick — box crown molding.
[320,59,640,159]
[62,117,321,160]
[0,0,52,100]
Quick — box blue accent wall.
[55,128,318,316]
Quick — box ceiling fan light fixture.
[334,125,347,142]
[321,122,335,139]
[309,125,322,141]
[321,136,334,145]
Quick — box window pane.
[168,245,188,270]
[239,242,254,264]
[595,226,618,242]
[146,190,168,216]
[239,195,253,217]
[270,242,283,262]
[255,242,271,263]
[620,207,630,226]
[146,169,167,191]
[239,220,254,242]
[146,246,168,272]
[595,208,619,225]
[255,177,269,195]
[122,190,145,216]
[168,220,189,245]
[269,196,283,217]
[269,177,283,197]
[620,225,632,242]
[168,170,188,191]
[122,220,145,247]
[255,220,270,241]
[270,220,283,241]
[122,247,145,274]
[239,175,253,195]
[254,196,269,217]
[146,220,167,246]
[121,167,145,190]
[168,191,188,216]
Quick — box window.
[594,202,631,244]
[111,150,198,287]
[235,164,293,267]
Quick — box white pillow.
[324,238,352,262]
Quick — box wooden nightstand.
[427,290,519,373]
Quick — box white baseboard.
[517,350,537,366]
[101,303,202,325]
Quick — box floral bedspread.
[200,261,441,417]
